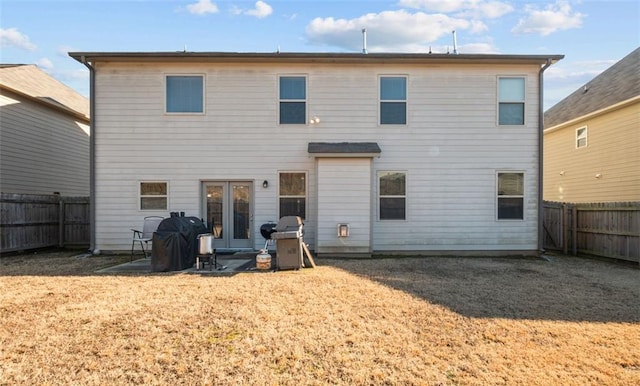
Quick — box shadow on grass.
[322,254,640,323]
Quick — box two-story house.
[0,64,90,196]
[70,51,562,257]
[544,47,639,203]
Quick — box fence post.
[562,204,568,255]
[58,197,64,248]
[571,205,578,256]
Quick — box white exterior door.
[202,182,253,249]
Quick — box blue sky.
[1,0,638,109]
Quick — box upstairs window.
[279,76,306,124]
[498,77,525,125]
[279,172,306,219]
[166,75,204,113]
[576,127,588,148]
[140,182,168,210]
[380,76,407,125]
[379,171,406,220]
[497,172,524,220]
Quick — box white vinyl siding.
[316,158,372,255]
[92,61,540,252]
[0,91,89,196]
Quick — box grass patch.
[1,251,638,384]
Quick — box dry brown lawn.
[1,250,638,385]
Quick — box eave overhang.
[69,51,564,66]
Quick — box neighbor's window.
[497,172,524,220]
[140,182,168,210]
[576,126,588,148]
[279,172,306,219]
[279,76,306,124]
[380,76,407,125]
[379,171,406,220]
[498,77,525,125]
[166,75,204,113]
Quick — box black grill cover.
[151,216,208,272]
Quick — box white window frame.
[379,75,408,126]
[164,74,205,115]
[278,75,307,125]
[576,126,588,148]
[497,76,526,126]
[139,181,168,211]
[496,172,525,221]
[278,171,307,219]
[378,171,407,221]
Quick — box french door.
[202,181,253,249]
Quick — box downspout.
[79,56,97,254]
[538,58,553,255]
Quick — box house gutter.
[538,58,553,255]
[78,56,97,254]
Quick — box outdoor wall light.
[309,116,320,124]
[595,173,602,179]
[338,223,350,237]
[262,180,269,188]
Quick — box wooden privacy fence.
[0,193,90,253]
[543,201,640,263]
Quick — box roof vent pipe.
[452,30,458,54]
[362,28,368,54]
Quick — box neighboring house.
[0,64,90,196]
[70,51,562,256]
[544,47,640,203]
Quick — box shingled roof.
[544,47,639,129]
[0,64,89,122]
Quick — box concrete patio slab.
[96,252,265,274]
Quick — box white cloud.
[399,0,467,13]
[545,60,615,82]
[245,1,273,18]
[232,1,273,18]
[306,10,485,52]
[459,42,499,54]
[399,0,514,19]
[36,58,54,70]
[512,0,585,36]
[57,45,78,57]
[186,0,219,15]
[0,27,37,51]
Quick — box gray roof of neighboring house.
[0,64,89,121]
[544,47,640,129]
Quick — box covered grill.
[151,216,207,272]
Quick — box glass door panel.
[232,184,250,241]
[203,182,252,249]
[205,184,224,239]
